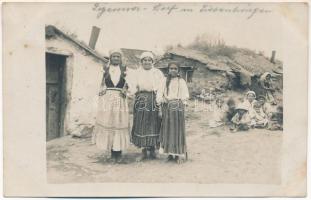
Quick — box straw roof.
[45,25,108,63]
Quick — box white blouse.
[109,65,121,86]
[162,77,189,103]
[126,67,165,103]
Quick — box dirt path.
[47,103,282,184]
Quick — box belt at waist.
[106,88,123,91]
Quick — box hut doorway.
[46,53,67,141]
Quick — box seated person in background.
[257,95,283,130]
[244,90,257,108]
[209,98,228,128]
[226,97,236,121]
[268,106,283,131]
[252,100,269,128]
[257,95,273,118]
[230,103,253,132]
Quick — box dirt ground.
[47,100,282,184]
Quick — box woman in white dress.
[92,49,130,163]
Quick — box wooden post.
[185,70,188,82]
[270,50,276,63]
[89,26,100,49]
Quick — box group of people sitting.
[209,90,283,132]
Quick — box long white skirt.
[92,89,130,154]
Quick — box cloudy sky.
[43,2,289,59]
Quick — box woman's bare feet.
[136,148,148,162]
[175,156,186,164]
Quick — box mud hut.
[230,49,283,98]
[155,47,283,98]
[155,47,233,96]
[45,25,108,141]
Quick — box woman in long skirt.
[159,62,189,164]
[92,49,130,163]
[130,51,165,160]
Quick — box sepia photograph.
[45,2,283,184]
[2,1,308,197]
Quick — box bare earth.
[47,101,282,184]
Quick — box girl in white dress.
[159,62,189,164]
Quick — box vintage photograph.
[45,2,285,184]
[3,1,308,196]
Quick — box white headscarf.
[261,72,271,80]
[245,90,256,98]
[140,51,154,62]
[106,48,123,69]
[109,48,123,57]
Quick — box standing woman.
[92,49,130,163]
[130,51,165,160]
[159,62,189,164]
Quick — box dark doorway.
[46,53,67,141]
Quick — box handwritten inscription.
[93,3,141,18]
[92,3,272,19]
[152,3,179,14]
[200,5,272,19]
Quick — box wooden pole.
[270,50,276,63]
[89,26,100,49]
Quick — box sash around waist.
[106,88,123,92]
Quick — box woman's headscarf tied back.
[260,72,272,81]
[104,48,124,71]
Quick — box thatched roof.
[231,52,283,75]
[165,47,232,71]
[162,47,282,76]
[45,25,108,63]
